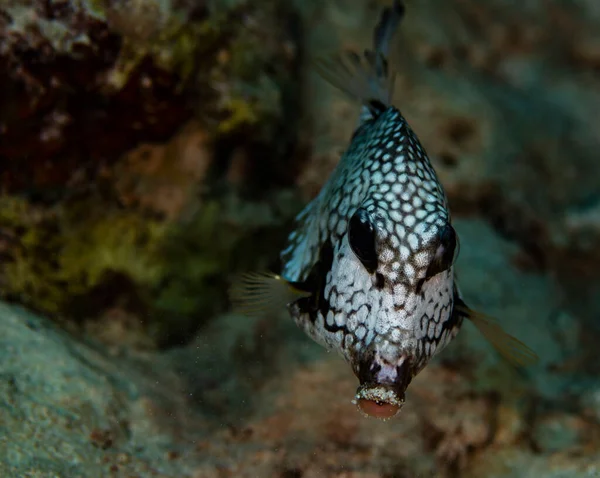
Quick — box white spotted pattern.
[281,103,460,400]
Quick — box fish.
[230,0,537,420]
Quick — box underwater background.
[1,0,600,476]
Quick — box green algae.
[100,0,282,133]
[0,196,167,316]
[0,0,300,345]
[0,192,289,345]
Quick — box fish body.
[232,0,536,419]
[281,104,461,396]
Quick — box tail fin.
[314,0,405,113]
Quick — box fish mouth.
[353,383,405,420]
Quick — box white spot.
[380,248,394,263]
[395,309,408,328]
[405,215,416,227]
[393,283,406,297]
[328,214,338,231]
[347,315,358,332]
[375,318,390,335]
[395,223,406,239]
[407,233,419,250]
[372,171,384,184]
[398,173,408,184]
[324,279,333,298]
[399,245,410,260]
[404,263,415,278]
[382,161,392,173]
[390,328,403,342]
[404,293,417,313]
[415,209,428,219]
[355,325,366,340]
[335,312,345,327]
[414,222,427,235]
[428,321,436,338]
[351,292,365,311]
[356,305,368,325]
[326,311,334,326]
[402,203,413,213]
[426,213,438,223]
[339,196,350,216]
[351,188,363,207]
[345,334,354,348]
[414,251,429,267]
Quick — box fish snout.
[352,353,413,419]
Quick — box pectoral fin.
[229,272,312,319]
[455,301,539,367]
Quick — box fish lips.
[353,382,405,419]
[352,354,413,419]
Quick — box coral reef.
[0,0,304,344]
[1,0,600,476]
[0,0,301,193]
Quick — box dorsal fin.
[313,0,405,117]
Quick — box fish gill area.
[0,0,599,477]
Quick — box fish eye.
[424,223,457,279]
[348,209,378,274]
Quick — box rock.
[0,301,205,477]
[0,0,305,342]
[0,0,302,195]
[443,219,582,401]
[466,448,600,478]
[532,413,585,453]
[2,217,598,477]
